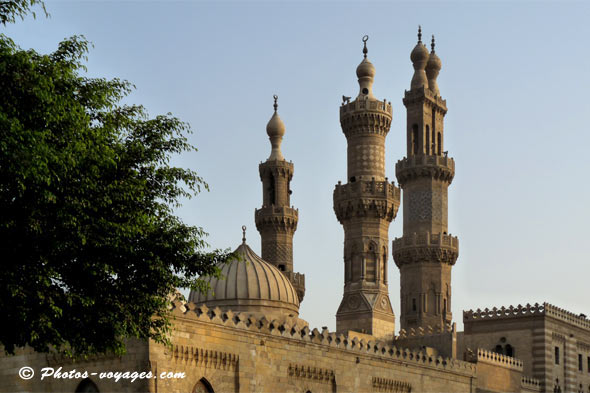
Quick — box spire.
[410,26,430,90]
[355,35,376,98]
[265,94,286,161]
[426,34,442,95]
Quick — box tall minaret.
[255,96,305,302]
[393,29,459,331]
[333,37,401,339]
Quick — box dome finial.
[242,225,247,244]
[362,35,369,59]
[418,25,422,44]
[273,94,278,113]
[431,35,435,53]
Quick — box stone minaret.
[255,96,305,302]
[334,37,401,339]
[392,29,459,331]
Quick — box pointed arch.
[75,378,99,393]
[193,377,214,393]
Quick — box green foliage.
[0,34,232,357]
[0,0,47,26]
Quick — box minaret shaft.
[334,39,400,339]
[393,35,459,331]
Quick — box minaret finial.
[431,35,435,53]
[273,94,278,112]
[362,35,369,59]
[418,25,422,43]
[242,225,247,244]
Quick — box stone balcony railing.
[333,179,401,222]
[255,205,298,232]
[396,155,455,185]
[403,86,447,112]
[474,348,523,371]
[521,376,542,392]
[392,232,459,267]
[334,179,401,201]
[340,97,393,115]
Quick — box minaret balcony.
[403,86,447,112]
[339,98,393,138]
[255,206,298,233]
[396,155,455,186]
[392,232,459,267]
[333,179,400,222]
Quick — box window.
[412,298,417,312]
[426,125,430,154]
[587,356,590,373]
[494,345,504,355]
[579,354,583,371]
[505,344,514,357]
[437,132,442,155]
[555,346,560,365]
[412,125,419,155]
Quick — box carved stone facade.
[2,31,589,393]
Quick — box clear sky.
[6,0,590,332]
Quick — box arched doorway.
[193,377,214,393]
[75,378,99,392]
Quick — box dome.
[426,51,441,72]
[189,240,300,318]
[356,58,376,79]
[410,42,429,65]
[266,111,285,140]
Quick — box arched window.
[494,345,504,355]
[412,125,419,155]
[437,132,442,155]
[425,125,430,154]
[75,379,99,393]
[432,127,436,155]
[193,377,214,393]
[268,173,276,205]
[505,344,514,357]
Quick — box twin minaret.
[392,28,459,331]
[254,29,458,337]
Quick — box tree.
[0,22,232,356]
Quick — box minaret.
[393,29,459,331]
[333,37,401,339]
[255,95,305,302]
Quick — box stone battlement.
[392,232,459,266]
[396,323,455,339]
[396,155,455,185]
[463,302,590,330]
[169,300,476,374]
[475,348,523,371]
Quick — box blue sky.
[6,0,590,332]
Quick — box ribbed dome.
[189,241,299,317]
